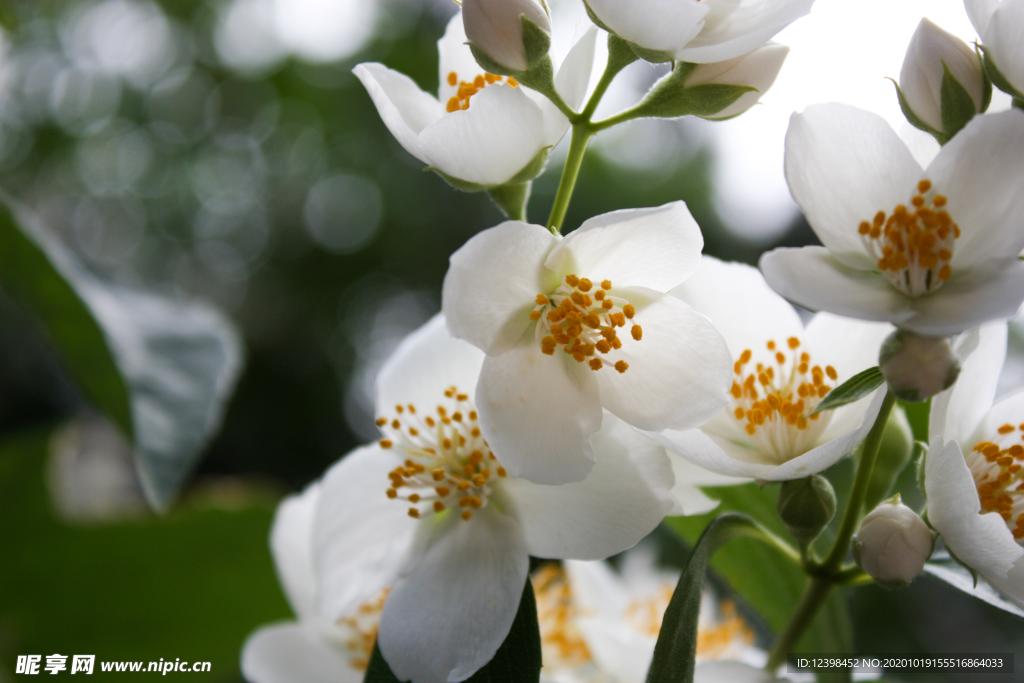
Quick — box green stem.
[545,123,592,234]
[765,577,834,671]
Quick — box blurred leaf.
[0,197,243,509]
[667,484,853,682]
[648,514,760,683]
[924,554,1024,619]
[0,429,290,681]
[809,367,884,417]
[364,580,541,683]
[0,0,17,32]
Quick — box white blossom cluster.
[240,0,1024,681]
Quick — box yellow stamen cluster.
[968,423,1024,542]
[532,564,592,668]
[445,71,519,113]
[858,179,959,298]
[337,589,389,671]
[729,337,838,463]
[378,386,507,522]
[531,274,640,374]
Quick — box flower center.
[532,565,592,668]
[336,589,388,671]
[377,386,507,522]
[445,71,519,113]
[729,337,837,464]
[858,179,960,298]
[531,274,641,374]
[968,424,1024,543]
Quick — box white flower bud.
[463,0,551,72]
[853,501,934,590]
[899,18,985,134]
[879,329,960,402]
[685,43,789,119]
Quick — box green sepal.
[364,578,542,683]
[890,78,946,144]
[646,513,763,683]
[807,366,885,417]
[979,44,1024,100]
[467,14,551,77]
[606,34,641,76]
[976,44,993,112]
[427,146,550,200]
[629,62,756,120]
[1015,97,1024,111]
[939,60,979,140]
[487,182,531,221]
[582,0,675,63]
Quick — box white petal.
[759,247,915,325]
[437,13,487,104]
[577,615,655,683]
[352,63,441,164]
[687,43,789,119]
[987,558,1024,611]
[971,386,1024,448]
[442,220,559,356]
[546,202,704,293]
[502,414,675,559]
[536,26,597,147]
[313,444,419,622]
[694,660,785,683]
[899,259,1024,336]
[241,623,362,683]
[476,340,602,484]
[965,0,999,35]
[376,314,485,421]
[670,256,803,362]
[597,289,733,431]
[420,84,549,186]
[925,437,1023,579]
[270,484,320,621]
[586,0,707,53]
[928,110,1024,270]
[563,558,631,619]
[930,322,1006,444]
[377,507,529,683]
[669,452,746,515]
[675,0,814,64]
[784,104,922,269]
[987,0,1024,94]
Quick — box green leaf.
[808,366,884,417]
[632,63,755,119]
[364,579,541,683]
[0,196,243,509]
[647,514,761,683]
[939,61,979,140]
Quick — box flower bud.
[879,329,961,402]
[898,18,986,136]
[853,500,934,590]
[777,475,836,548]
[463,0,551,73]
[684,43,789,119]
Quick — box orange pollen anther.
[445,70,518,112]
[968,427,1024,543]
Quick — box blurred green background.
[0,0,1020,681]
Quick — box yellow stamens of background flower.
[968,424,1024,542]
[337,588,389,671]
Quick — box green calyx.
[625,61,756,121]
[979,44,1024,101]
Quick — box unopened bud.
[777,475,836,548]
[685,43,789,120]
[853,499,934,590]
[879,329,961,402]
[898,18,986,137]
[463,0,551,72]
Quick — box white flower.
[684,43,790,120]
[313,315,678,683]
[241,485,385,683]
[353,12,594,188]
[853,500,935,588]
[761,104,1024,336]
[926,321,1024,608]
[584,0,812,63]
[966,0,1024,96]
[442,202,734,485]
[899,18,986,134]
[646,257,892,481]
[533,546,763,683]
[463,0,551,72]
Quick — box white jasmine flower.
[533,546,762,683]
[926,321,1024,608]
[241,485,385,683]
[353,13,594,188]
[646,257,892,481]
[761,105,1024,336]
[442,202,734,485]
[853,500,935,589]
[584,0,812,63]
[314,315,678,683]
[966,0,1024,96]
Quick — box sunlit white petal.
[241,623,362,683]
